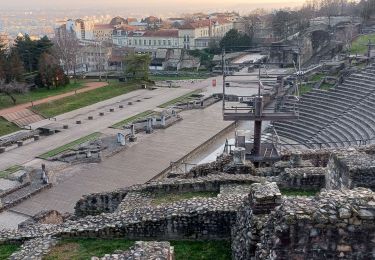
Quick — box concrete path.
[0,82,108,116]
[0,87,191,171]
[10,102,232,216]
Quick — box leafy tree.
[14,34,53,72]
[37,52,69,89]
[124,54,151,80]
[219,29,252,51]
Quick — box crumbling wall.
[74,174,263,217]
[255,188,375,259]
[231,182,282,260]
[326,150,375,190]
[278,167,326,190]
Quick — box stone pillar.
[146,118,153,134]
[233,147,246,165]
[161,115,166,127]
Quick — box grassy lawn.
[320,83,334,91]
[111,110,155,129]
[44,238,231,260]
[350,34,375,55]
[281,189,318,197]
[0,165,23,179]
[38,132,101,160]
[0,81,85,110]
[299,84,313,96]
[158,90,202,108]
[310,73,324,82]
[0,243,21,259]
[0,117,20,137]
[152,191,219,205]
[32,81,140,118]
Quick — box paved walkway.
[0,81,108,116]
[11,102,232,216]
[0,87,191,171]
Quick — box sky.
[1,0,304,14]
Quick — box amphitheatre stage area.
[0,54,375,259]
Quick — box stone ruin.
[1,145,375,259]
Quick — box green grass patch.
[32,81,140,118]
[111,110,155,129]
[0,81,85,110]
[350,34,375,55]
[0,165,23,179]
[310,73,324,82]
[44,238,231,260]
[0,117,20,137]
[320,83,334,91]
[281,189,318,196]
[38,132,101,159]
[0,243,21,259]
[299,83,313,96]
[152,191,219,205]
[158,90,202,108]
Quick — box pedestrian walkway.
[0,82,108,117]
[11,102,232,216]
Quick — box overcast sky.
[2,0,304,13]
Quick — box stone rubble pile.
[92,241,174,260]
[9,236,58,260]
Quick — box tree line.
[0,34,69,104]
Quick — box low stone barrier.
[92,241,174,260]
[74,174,264,217]
[278,167,326,190]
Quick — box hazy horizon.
[2,0,305,15]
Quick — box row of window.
[128,38,178,47]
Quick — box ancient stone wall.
[326,150,375,190]
[92,241,174,260]
[74,174,263,217]
[74,189,128,217]
[278,167,326,190]
[231,182,281,260]
[255,188,375,259]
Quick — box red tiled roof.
[179,18,231,29]
[143,30,178,37]
[94,24,114,30]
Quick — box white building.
[65,19,95,41]
[127,30,180,52]
[178,18,233,49]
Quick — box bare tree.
[0,80,27,105]
[53,31,81,82]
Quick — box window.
[153,40,156,45]
[163,40,166,45]
[149,40,152,45]
[134,39,137,45]
[158,40,161,45]
[168,40,171,46]
[144,40,147,45]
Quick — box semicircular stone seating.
[273,64,375,149]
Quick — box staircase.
[2,109,44,127]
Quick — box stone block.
[88,116,93,120]
[63,125,69,129]
[110,108,115,112]
[33,135,40,141]
[17,141,23,147]
[76,120,82,124]
[99,112,104,116]
[0,147,5,153]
